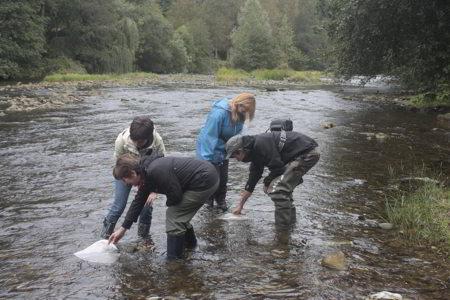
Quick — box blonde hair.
[230,93,256,123]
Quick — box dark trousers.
[206,160,228,206]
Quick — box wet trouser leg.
[212,160,229,210]
[102,179,153,239]
[268,149,320,228]
[166,181,219,259]
[101,179,132,238]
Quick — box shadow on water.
[0,86,448,299]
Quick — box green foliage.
[326,0,450,89]
[230,0,279,70]
[0,1,46,80]
[274,15,296,67]
[409,87,450,108]
[46,57,87,75]
[176,21,213,74]
[216,67,324,84]
[386,183,450,249]
[134,2,187,73]
[215,67,251,82]
[46,0,139,74]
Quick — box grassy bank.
[408,86,450,108]
[44,72,158,82]
[385,182,450,250]
[216,67,326,84]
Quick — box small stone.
[375,132,388,140]
[378,223,393,230]
[321,251,347,270]
[358,215,366,221]
[321,122,335,129]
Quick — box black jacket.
[243,131,318,192]
[122,154,218,229]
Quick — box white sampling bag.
[218,213,248,221]
[74,240,120,264]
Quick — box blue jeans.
[104,179,152,225]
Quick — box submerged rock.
[321,122,335,129]
[436,113,450,130]
[378,223,394,230]
[321,251,347,270]
[365,291,402,300]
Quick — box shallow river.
[0,85,449,299]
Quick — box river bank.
[1,73,449,123]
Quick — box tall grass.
[215,67,325,83]
[385,182,450,249]
[215,67,250,82]
[44,72,158,82]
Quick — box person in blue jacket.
[196,93,256,211]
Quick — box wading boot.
[290,205,297,225]
[167,234,185,260]
[100,219,116,239]
[184,227,197,249]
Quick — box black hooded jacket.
[122,154,218,229]
[243,131,317,192]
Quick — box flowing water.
[0,85,449,299]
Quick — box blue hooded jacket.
[196,98,244,164]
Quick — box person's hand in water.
[232,190,252,215]
[108,227,127,244]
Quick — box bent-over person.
[108,153,219,259]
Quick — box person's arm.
[121,184,151,230]
[232,190,252,215]
[152,129,166,156]
[109,184,152,244]
[114,131,126,159]
[232,162,263,215]
[198,110,223,163]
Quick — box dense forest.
[1,0,449,90]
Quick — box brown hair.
[129,116,154,142]
[113,154,140,180]
[230,93,256,123]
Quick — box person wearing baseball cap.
[226,131,319,228]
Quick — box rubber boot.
[184,227,197,249]
[100,219,116,239]
[205,197,214,210]
[167,234,185,260]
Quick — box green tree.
[230,0,279,70]
[134,2,187,73]
[275,14,296,67]
[46,0,139,73]
[326,0,450,89]
[176,20,212,73]
[0,1,46,80]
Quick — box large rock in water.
[436,113,450,130]
[321,251,347,270]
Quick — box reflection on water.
[0,86,448,299]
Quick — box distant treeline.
[1,0,448,90]
[0,0,328,80]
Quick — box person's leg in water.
[214,160,229,212]
[137,204,154,248]
[166,181,219,259]
[268,149,320,229]
[101,179,131,239]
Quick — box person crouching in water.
[226,131,319,228]
[108,153,219,259]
